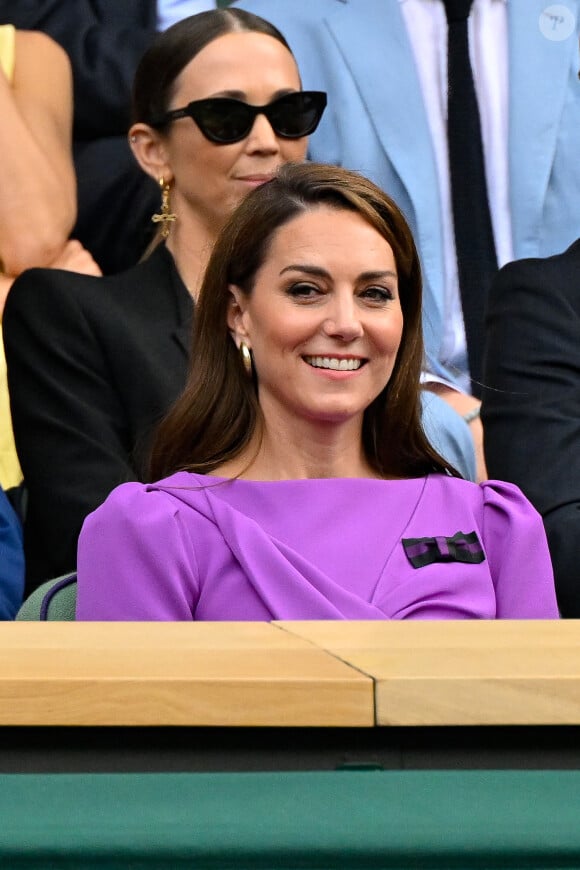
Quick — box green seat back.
[16,573,77,621]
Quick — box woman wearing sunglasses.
[3,9,325,591]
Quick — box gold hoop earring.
[151,177,176,238]
[240,342,253,378]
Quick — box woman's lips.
[235,174,274,187]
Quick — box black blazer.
[4,245,193,590]
[482,239,580,617]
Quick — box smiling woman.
[76,163,559,623]
[224,207,404,471]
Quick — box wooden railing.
[1,620,579,726]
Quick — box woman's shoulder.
[93,473,209,513]
[425,474,541,522]
[94,474,537,515]
[5,247,176,323]
[81,475,204,535]
[427,473,526,498]
[478,478,543,522]
[84,474,542,553]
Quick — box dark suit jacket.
[4,245,193,591]
[0,0,157,138]
[482,239,580,617]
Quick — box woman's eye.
[287,282,320,299]
[360,286,394,303]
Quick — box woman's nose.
[322,296,364,341]
[244,112,281,153]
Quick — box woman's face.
[229,206,404,431]
[159,31,307,232]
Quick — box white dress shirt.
[400,0,512,391]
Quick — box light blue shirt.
[157,0,217,32]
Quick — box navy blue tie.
[443,0,498,395]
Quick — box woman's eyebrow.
[358,269,398,281]
[203,88,296,101]
[280,264,397,280]
[279,264,330,278]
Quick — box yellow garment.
[0,24,15,79]
[0,330,20,489]
[0,24,22,488]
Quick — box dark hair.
[132,9,294,127]
[150,162,459,481]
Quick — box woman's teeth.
[304,356,363,371]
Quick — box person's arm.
[482,251,580,616]
[3,269,141,580]
[423,383,485,481]
[481,481,559,619]
[76,483,198,621]
[0,274,11,316]
[0,31,76,275]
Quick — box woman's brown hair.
[150,162,459,481]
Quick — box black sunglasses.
[155,90,327,144]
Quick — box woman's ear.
[227,285,250,348]
[129,123,173,184]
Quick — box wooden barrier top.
[278,620,580,726]
[1,620,580,727]
[0,622,373,727]
[275,619,580,649]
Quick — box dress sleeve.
[76,483,199,621]
[481,480,559,618]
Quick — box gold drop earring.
[239,342,254,378]
[151,177,177,238]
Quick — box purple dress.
[76,473,559,620]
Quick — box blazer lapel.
[323,0,443,313]
[154,246,194,357]
[172,326,192,358]
[171,306,193,359]
[509,0,579,256]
